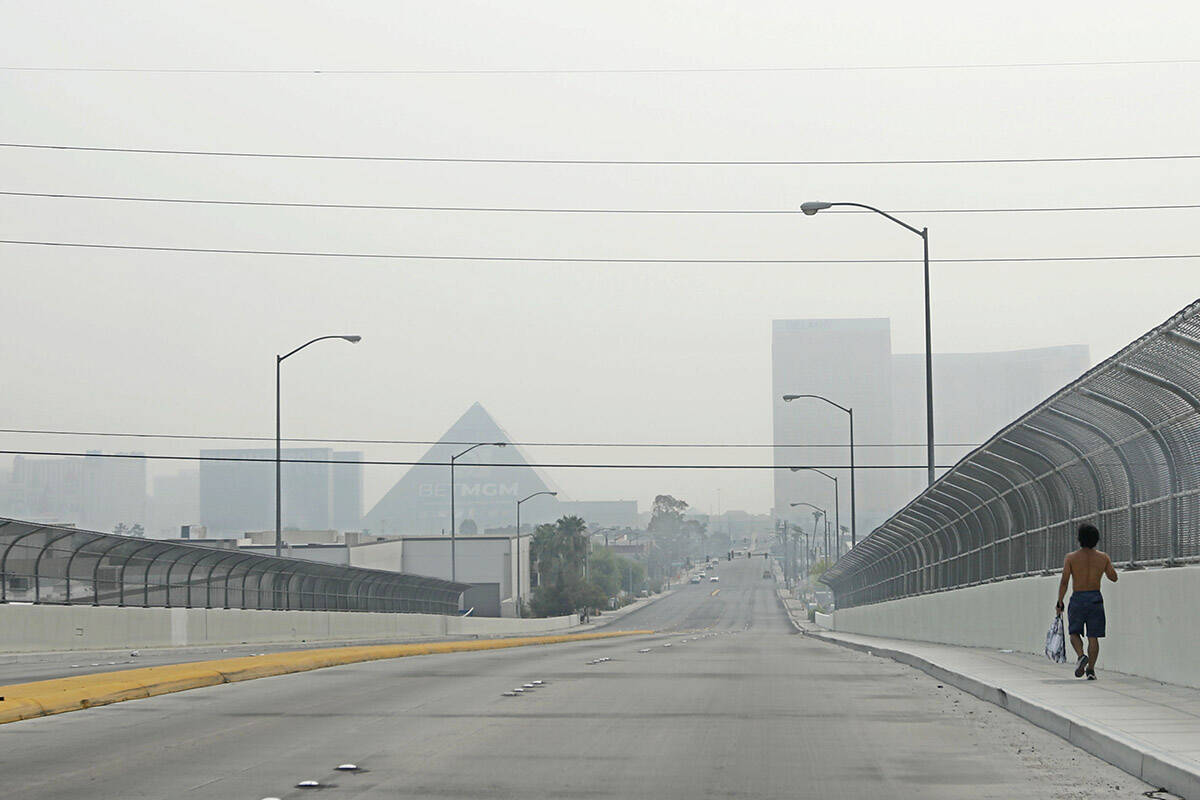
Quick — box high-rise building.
[198,448,362,536]
[772,319,897,534]
[773,318,1091,539]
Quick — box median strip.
[0,628,652,725]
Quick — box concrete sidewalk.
[788,607,1200,798]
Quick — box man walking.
[1055,523,1118,680]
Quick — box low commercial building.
[236,534,529,618]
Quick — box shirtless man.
[1055,523,1118,679]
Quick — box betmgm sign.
[418,481,520,499]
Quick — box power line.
[3,142,1200,166]
[3,239,1199,264]
[5,190,1198,215]
[2,57,1198,74]
[0,426,981,449]
[0,448,960,470]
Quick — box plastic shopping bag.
[1045,614,1067,663]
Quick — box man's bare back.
[1056,524,1117,678]
[1063,547,1118,592]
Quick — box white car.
[709,576,719,583]
[690,575,702,584]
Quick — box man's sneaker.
[1086,671,1097,680]
[1075,654,1090,677]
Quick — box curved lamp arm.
[279,335,361,362]
[782,393,851,415]
[800,201,923,237]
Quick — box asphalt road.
[0,558,1150,799]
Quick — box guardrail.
[823,299,1200,608]
[0,518,467,613]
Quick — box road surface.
[0,558,1148,798]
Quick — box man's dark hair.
[1078,523,1100,549]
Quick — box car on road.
[690,575,702,584]
[762,570,772,579]
[710,576,719,582]
[698,572,706,579]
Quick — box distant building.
[362,403,636,536]
[3,452,146,531]
[148,470,199,537]
[236,533,528,618]
[556,501,638,529]
[772,318,1090,535]
[772,319,897,533]
[362,403,555,535]
[198,448,362,536]
[889,344,1091,505]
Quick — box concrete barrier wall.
[0,604,579,653]
[830,565,1199,689]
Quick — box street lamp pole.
[515,490,557,617]
[276,335,361,559]
[799,200,935,487]
[783,394,856,547]
[450,442,507,583]
[790,466,840,559]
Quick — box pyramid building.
[362,403,562,536]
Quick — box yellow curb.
[0,629,652,725]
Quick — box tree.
[648,495,688,534]
[529,516,595,617]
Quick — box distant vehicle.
[639,589,650,597]
[690,576,702,584]
[762,570,771,579]
[698,572,706,579]
[710,576,719,583]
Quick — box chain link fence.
[0,518,466,613]
[824,299,1200,608]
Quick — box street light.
[276,335,361,558]
[515,490,557,617]
[798,200,935,487]
[791,501,828,570]
[789,466,841,560]
[449,442,507,582]
[782,394,856,547]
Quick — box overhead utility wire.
[2,239,1198,264]
[0,448,960,470]
[0,426,979,449]
[4,190,1198,215]
[3,142,1199,166]
[2,57,1198,74]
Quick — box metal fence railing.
[823,299,1200,609]
[0,518,467,614]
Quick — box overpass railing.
[824,299,1200,608]
[0,518,467,614]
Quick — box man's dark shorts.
[1068,590,1106,638]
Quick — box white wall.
[830,565,1200,689]
[0,604,579,653]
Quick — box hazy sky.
[3,1,1198,516]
